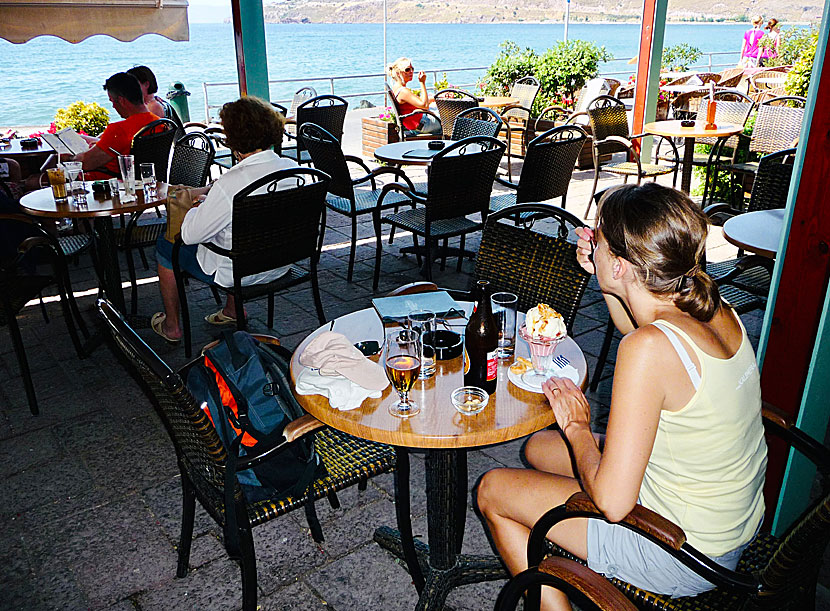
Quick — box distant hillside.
[262,0,821,24]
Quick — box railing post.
[203,82,210,123]
[330,78,335,96]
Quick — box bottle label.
[486,350,498,381]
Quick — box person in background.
[739,16,765,68]
[387,57,441,137]
[476,183,767,610]
[151,96,296,343]
[127,65,167,118]
[760,19,782,67]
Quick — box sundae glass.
[519,304,567,388]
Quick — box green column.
[640,0,667,160]
[232,0,270,101]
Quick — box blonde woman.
[387,57,441,137]
[739,16,765,68]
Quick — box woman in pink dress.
[739,16,765,68]
[759,19,781,67]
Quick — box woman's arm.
[180,181,229,245]
[394,72,431,110]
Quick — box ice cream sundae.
[518,304,567,387]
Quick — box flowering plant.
[626,75,671,104]
[54,101,109,137]
[378,107,396,123]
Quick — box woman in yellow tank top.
[477,183,767,609]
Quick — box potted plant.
[361,106,399,157]
[54,101,110,137]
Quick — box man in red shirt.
[74,72,159,178]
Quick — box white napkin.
[295,367,383,411]
[549,363,580,385]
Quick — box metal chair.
[96,298,396,611]
[298,122,415,282]
[173,167,330,357]
[451,106,503,140]
[434,88,480,139]
[385,83,442,142]
[517,402,830,611]
[372,136,505,287]
[282,94,348,165]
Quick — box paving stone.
[309,497,399,561]
[1,558,90,610]
[0,453,94,518]
[258,579,332,610]
[135,555,242,611]
[0,427,62,478]
[142,476,218,542]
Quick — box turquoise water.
[1,22,751,126]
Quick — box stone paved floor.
[1,112,826,610]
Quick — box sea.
[1,22,760,127]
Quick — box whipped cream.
[525,303,566,339]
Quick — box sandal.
[205,309,239,326]
[151,312,181,343]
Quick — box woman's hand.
[575,226,596,275]
[418,71,428,85]
[543,377,592,437]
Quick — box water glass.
[139,162,157,199]
[117,154,136,199]
[63,161,86,203]
[491,292,518,358]
[384,328,421,418]
[46,167,67,202]
[407,310,436,379]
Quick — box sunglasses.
[403,66,414,72]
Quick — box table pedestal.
[679,137,696,194]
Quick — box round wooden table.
[290,306,587,610]
[722,208,785,259]
[480,96,520,110]
[374,140,448,166]
[644,120,743,193]
[20,183,168,313]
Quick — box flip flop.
[151,312,181,343]
[205,309,238,326]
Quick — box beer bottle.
[464,280,498,394]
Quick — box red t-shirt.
[393,88,423,131]
[93,112,159,176]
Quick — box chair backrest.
[750,103,804,154]
[516,125,587,205]
[425,136,505,222]
[434,89,480,139]
[586,95,629,155]
[475,203,591,330]
[575,78,611,113]
[765,96,807,108]
[298,122,353,200]
[504,76,541,121]
[385,83,410,136]
[131,118,179,182]
[295,95,348,152]
[717,68,745,88]
[692,72,720,84]
[289,86,318,117]
[451,107,503,140]
[712,89,754,104]
[230,167,330,280]
[746,148,795,213]
[169,132,215,187]
[696,98,754,148]
[157,98,185,133]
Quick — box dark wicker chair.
[282,94,348,165]
[489,125,587,217]
[584,95,679,218]
[173,167,330,357]
[0,213,88,414]
[704,148,795,314]
[96,298,396,611]
[372,136,505,287]
[204,125,233,173]
[515,402,830,611]
[121,132,216,314]
[385,83,442,142]
[298,122,415,282]
[131,118,179,182]
[158,98,185,135]
[434,88,480,139]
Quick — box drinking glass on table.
[384,328,421,417]
[63,161,86,203]
[117,154,136,199]
[46,167,67,202]
[491,292,518,358]
[139,163,157,199]
[407,310,436,379]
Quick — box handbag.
[164,184,195,242]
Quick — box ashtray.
[354,340,382,357]
[428,140,445,150]
[680,120,695,127]
[452,386,489,415]
[423,330,462,360]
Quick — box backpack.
[186,330,325,555]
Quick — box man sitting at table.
[73,72,159,179]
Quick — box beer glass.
[384,328,421,417]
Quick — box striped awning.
[0,0,189,44]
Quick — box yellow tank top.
[639,315,767,556]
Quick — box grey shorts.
[586,517,759,598]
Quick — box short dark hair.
[219,96,284,155]
[103,72,144,106]
[127,65,158,94]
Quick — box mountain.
[262,0,821,24]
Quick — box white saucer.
[507,363,580,393]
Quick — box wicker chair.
[516,401,830,611]
[282,94,348,165]
[489,125,587,217]
[173,167,330,357]
[120,132,216,314]
[434,88,480,139]
[131,118,179,182]
[96,298,396,611]
[0,213,88,414]
[372,136,505,287]
[385,83,443,142]
[501,76,541,162]
[584,95,679,218]
[298,122,415,282]
[716,68,745,89]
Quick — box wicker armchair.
[172,167,330,357]
[298,122,415,282]
[372,136,505,287]
[501,76,541,161]
[434,88,480,139]
[385,83,442,142]
[0,213,88,414]
[131,118,179,181]
[96,298,395,611]
[282,94,348,165]
[490,125,587,216]
[283,86,317,137]
[517,402,830,611]
[584,95,679,218]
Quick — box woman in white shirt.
[151,96,297,343]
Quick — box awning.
[0,0,189,44]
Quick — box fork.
[553,354,570,369]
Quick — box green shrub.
[662,43,702,71]
[785,31,818,97]
[535,40,612,108]
[479,41,538,98]
[54,101,109,136]
[774,26,817,67]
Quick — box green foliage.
[661,43,702,71]
[775,26,817,67]
[785,30,818,97]
[433,72,450,91]
[479,41,538,97]
[54,101,109,136]
[534,40,612,105]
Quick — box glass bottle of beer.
[464,280,498,394]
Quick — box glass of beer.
[46,167,67,202]
[384,328,421,417]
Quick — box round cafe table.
[722,208,785,259]
[644,120,742,193]
[290,306,587,611]
[374,139,449,166]
[480,96,520,110]
[0,138,56,178]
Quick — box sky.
[188,0,232,23]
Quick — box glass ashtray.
[452,386,489,416]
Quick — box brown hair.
[766,18,779,30]
[219,96,284,155]
[596,183,721,322]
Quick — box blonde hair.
[751,15,763,26]
[387,57,412,80]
